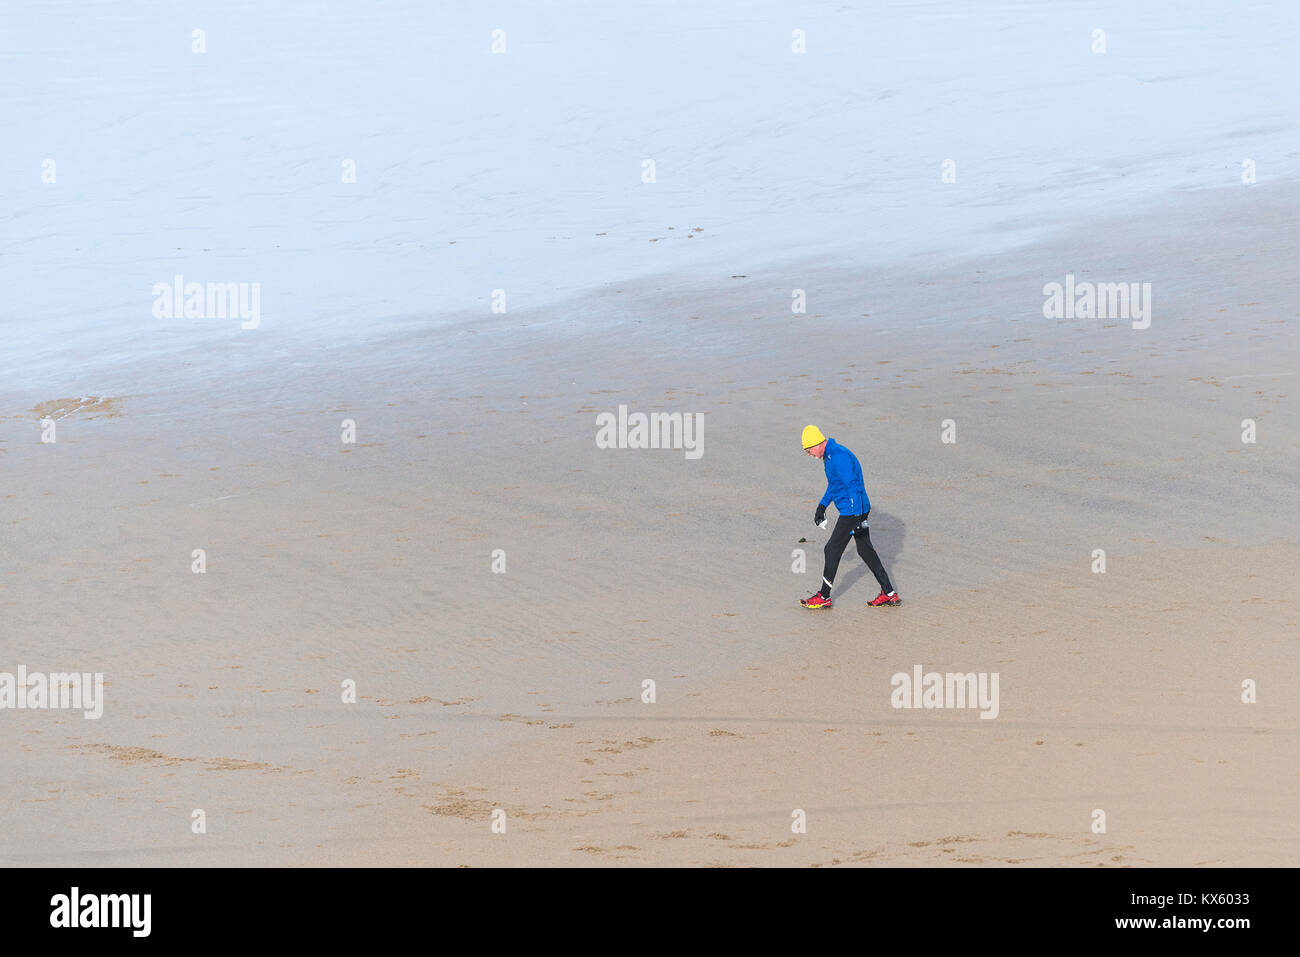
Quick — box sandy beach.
[3,176,1296,866]
[2,0,1298,869]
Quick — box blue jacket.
[819,438,870,516]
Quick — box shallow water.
[4,0,1298,394]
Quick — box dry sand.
[336,542,1299,867]
[1,182,1296,866]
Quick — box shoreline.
[6,174,1298,405]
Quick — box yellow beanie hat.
[801,425,827,449]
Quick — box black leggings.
[820,513,893,597]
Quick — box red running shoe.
[868,591,901,606]
[800,592,832,610]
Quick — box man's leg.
[818,514,858,598]
[852,516,896,594]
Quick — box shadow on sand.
[828,508,906,600]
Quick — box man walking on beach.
[799,425,900,610]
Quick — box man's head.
[801,425,828,458]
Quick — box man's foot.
[868,591,901,606]
[800,592,832,610]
